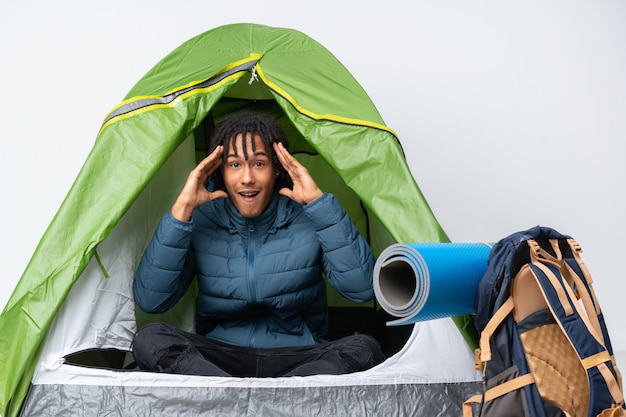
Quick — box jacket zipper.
[247,219,259,346]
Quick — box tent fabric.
[0,23,479,416]
[21,383,482,417]
[22,309,481,416]
[18,154,480,415]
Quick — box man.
[132,111,384,377]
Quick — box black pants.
[132,322,385,377]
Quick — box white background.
[1,1,624,353]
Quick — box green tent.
[0,23,478,416]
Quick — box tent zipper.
[101,58,260,128]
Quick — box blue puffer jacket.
[133,193,375,348]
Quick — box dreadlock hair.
[208,111,292,191]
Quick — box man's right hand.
[171,145,228,221]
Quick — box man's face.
[222,133,278,219]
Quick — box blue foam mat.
[373,242,492,325]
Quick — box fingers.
[273,142,294,171]
[277,187,293,200]
[196,145,224,178]
[273,142,322,205]
[273,142,306,178]
[209,189,228,201]
[172,146,227,221]
[185,146,222,188]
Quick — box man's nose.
[241,166,254,184]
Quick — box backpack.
[464,226,625,417]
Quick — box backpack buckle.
[528,240,541,255]
[474,348,484,370]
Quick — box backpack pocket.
[479,364,532,417]
[519,309,589,416]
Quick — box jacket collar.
[212,193,294,235]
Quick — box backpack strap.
[565,239,624,399]
[469,294,544,417]
[527,239,625,410]
[478,296,514,363]
[536,239,605,343]
[566,239,601,314]
[463,373,535,417]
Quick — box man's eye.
[254,161,265,167]
[229,162,241,168]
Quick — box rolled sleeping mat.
[373,242,492,326]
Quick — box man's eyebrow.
[225,150,269,159]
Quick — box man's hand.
[273,142,323,205]
[171,146,228,221]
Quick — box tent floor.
[65,307,413,370]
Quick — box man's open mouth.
[239,191,260,199]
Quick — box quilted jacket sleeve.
[303,193,375,302]
[133,211,196,313]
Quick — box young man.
[132,111,384,377]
